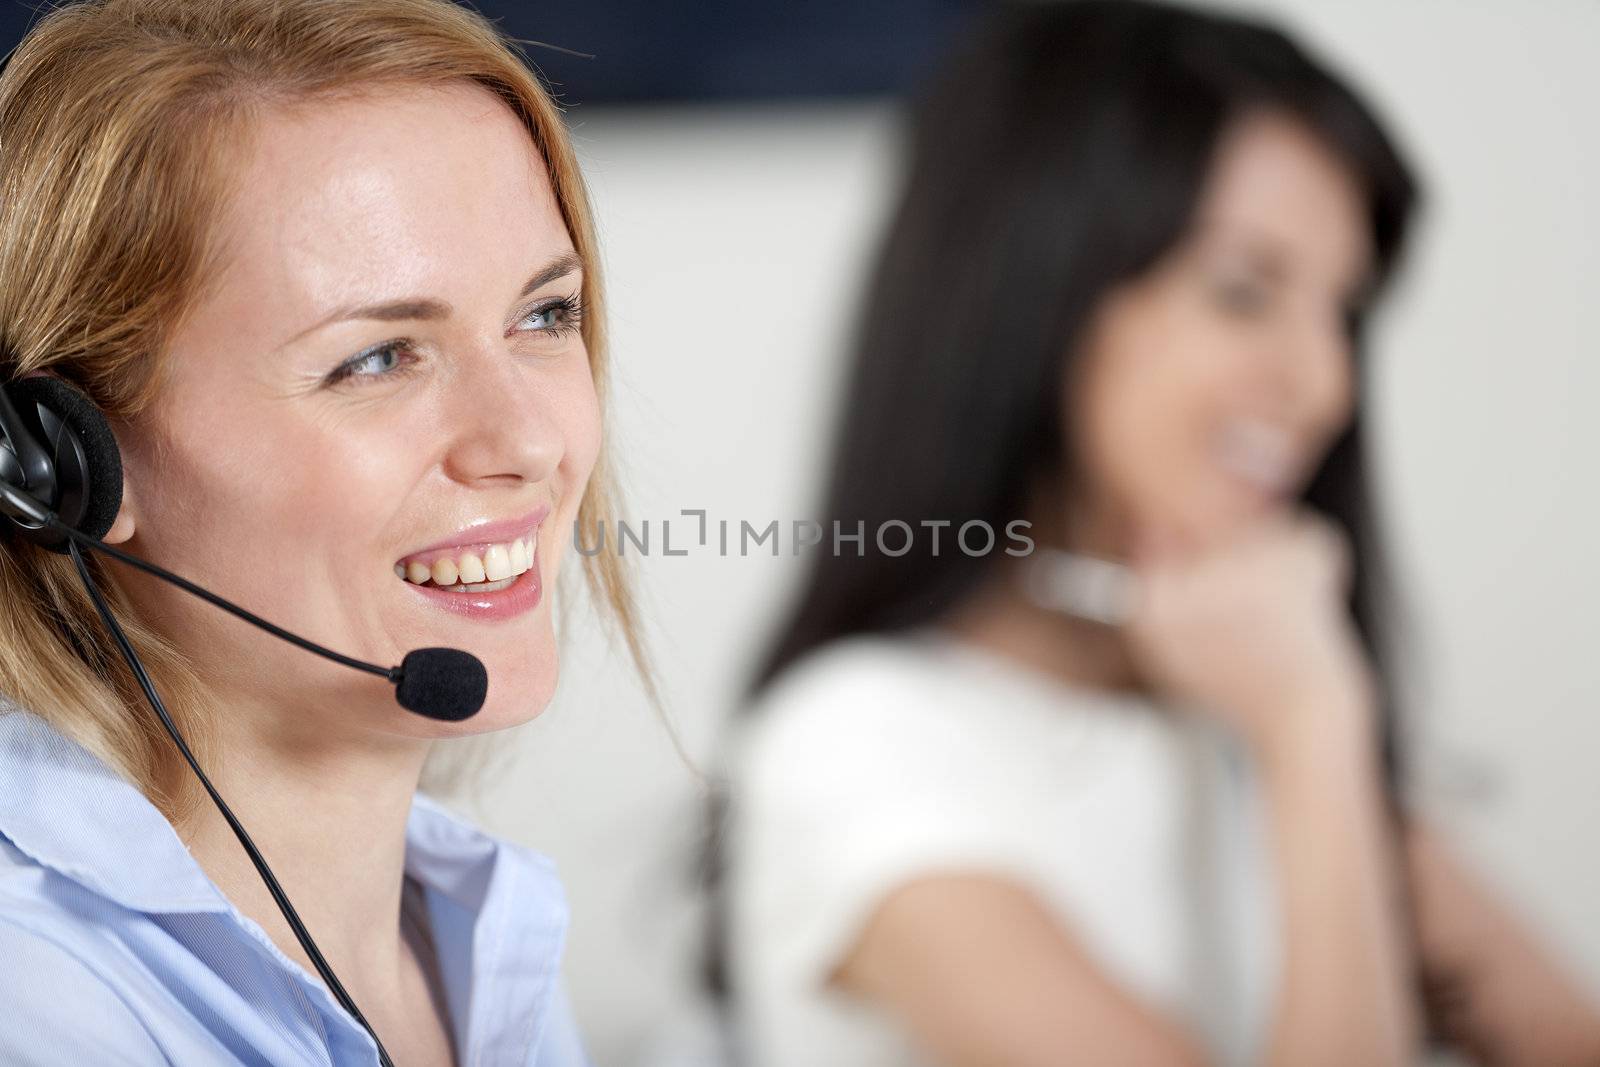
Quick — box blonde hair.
[0,0,650,818]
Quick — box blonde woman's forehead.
[199,81,573,351]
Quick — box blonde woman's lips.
[394,504,548,620]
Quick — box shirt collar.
[404,791,570,1061]
[0,702,570,1063]
[0,701,227,913]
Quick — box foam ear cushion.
[9,375,123,546]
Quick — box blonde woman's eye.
[325,341,415,386]
[519,294,585,337]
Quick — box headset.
[0,368,493,1067]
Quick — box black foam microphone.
[394,647,487,723]
[0,480,488,722]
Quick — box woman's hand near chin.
[1122,508,1378,754]
[1123,507,1422,1067]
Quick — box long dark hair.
[707,0,1420,997]
[756,0,1418,733]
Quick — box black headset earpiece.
[0,374,124,553]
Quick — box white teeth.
[457,553,486,583]
[482,543,512,582]
[435,574,517,594]
[1216,419,1299,494]
[397,532,539,589]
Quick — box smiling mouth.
[394,533,538,593]
[1214,418,1305,498]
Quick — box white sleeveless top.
[726,630,1279,1067]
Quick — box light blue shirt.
[0,704,592,1066]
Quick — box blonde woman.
[0,1,643,1064]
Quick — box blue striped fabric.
[0,703,591,1066]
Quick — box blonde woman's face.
[111,82,600,740]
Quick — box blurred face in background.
[1066,108,1373,555]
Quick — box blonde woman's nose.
[438,347,563,486]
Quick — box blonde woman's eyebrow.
[512,250,583,302]
[281,249,583,347]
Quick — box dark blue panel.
[0,0,990,104]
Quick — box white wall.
[443,4,1600,1064]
